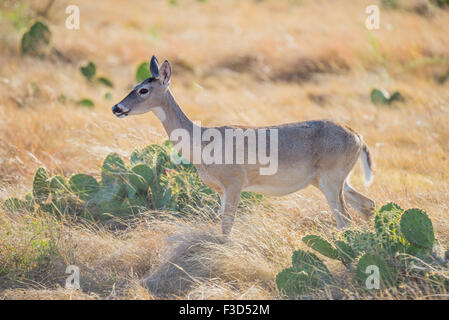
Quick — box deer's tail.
[360,141,373,186]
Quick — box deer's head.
[112,56,171,118]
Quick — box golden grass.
[0,0,448,299]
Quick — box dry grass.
[0,0,448,299]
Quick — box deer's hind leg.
[344,181,375,218]
[317,175,352,229]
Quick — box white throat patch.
[152,107,166,122]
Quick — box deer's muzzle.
[112,104,129,118]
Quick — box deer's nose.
[112,104,122,113]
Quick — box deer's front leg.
[220,184,242,237]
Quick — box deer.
[112,56,376,237]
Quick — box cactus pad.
[69,174,99,200]
[80,61,96,81]
[335,240,357,264]
[378,202,403,214]
[130,144,172,174]
[370,89,389,105]
[33,167,50,203]
[356,253,394,288]
[375,203,405,253]
[99,199,124,216]
[400,208,435,249]
[302,235,339,259]
[90,184,123,204]
[129,164,153,194]
[4,197,28,211]
[351,232,378,255]
[102,153,127,185]
[136,62,151,82]
[21,21,51,56]
[276,268,312,297]
[50,175,68,196]
[126,195,148,214]
[292,250,333,284]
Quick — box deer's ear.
[159,60,171,86]
[150,55,160,78]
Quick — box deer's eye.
[138,88,149,95]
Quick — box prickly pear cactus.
[370,89,389,105]
[276,268,312,297]
[136,62,151,82]
[102,152,126,171]
[356,253,395,288]
[3,142,265,221]
[378,202,403,214]
[162,139,194,169]
[123,195,148,215]
[130,144,172,174]
[302,235,339,259]
[351,232,378,256]
[340,229,377,256]
[97,77,113,88]
[101,153,127,185]
[148,182,176,210]
[370,88,403,105]
[276,249,333,297]
[80,61,96,81]
[335,240,357,264]
[4,197,28,212]
[98,199,124,217]
[42,198,74,217]
[33,167,50,203]
[389,92,403,103]
[90,183,123,204]
[69,174,99,201]
[21,21,51,56]
[129,164,153,194]
[277,202,446,296]
[375,202,405,254]
[50,175,68,197]
[292,250,333,284]
[400,208,435,249]
[86,182,128,219]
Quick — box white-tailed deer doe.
[112,56,375,236]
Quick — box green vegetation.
[383,0,449,9]
[136,62,151,82]
[430,0,449,7]
[276,250,333,296]
[276,203,449,297]
[0,2,31,31]
[0,216,59,278]
[97,77,113,88]
[3,141,262,222]
[77,98,95,108]
[21,21,51,56]
[80,61,96,81]
[80,61,114,87]
[370,88,403,105]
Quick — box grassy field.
[0,0,448,299]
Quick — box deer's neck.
[159,89,195,136]
[158,90,198,162]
